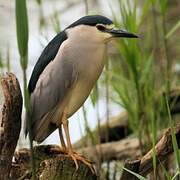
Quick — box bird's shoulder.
[28,30,68,93]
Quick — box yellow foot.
[50,146,95,174]
[67,151,95,174]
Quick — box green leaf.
[15,0,29,69]
[140,53,153,85]
[159,0,168,15]
[36,0,42,5]
[166,20,180,39]
[150,0,156,5]
[123,167,147,180]
[160,161,172,180]
[165,96,180,171]
[51,11,61,33]
[90,84,98,106]
[0,51,4,68]
[172,171,180,180]
[139,0,151,27]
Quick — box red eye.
[96,24,106,31]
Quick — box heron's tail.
[24,112,57,143]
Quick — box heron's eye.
[96,24,106,32]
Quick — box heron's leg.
[61,111,73,150]
[50,125,67,154]
[58,125,66,150]
[62,111,95,173]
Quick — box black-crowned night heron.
[25,15,138,170]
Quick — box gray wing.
[28,31,67,93]
[25,58,78,142]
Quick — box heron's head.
[65,15,138,44]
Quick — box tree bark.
[120,123,180,179]
[11,145,97,180]
[38,156,96,180]
[0,73,23,180]
[78,137,140,164]
[9,138,140,179]
[139,123,180,176]
[10,123,179,179]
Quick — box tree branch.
[77,138,140,164]
[74,111,132,148]
[120,123,180,179]
[0,73,22,180]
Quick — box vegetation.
[1,0,179,179]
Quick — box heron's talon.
[67,151,95,174]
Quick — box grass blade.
[123,167,147,180]
[15,0,29,69]
[165,96,180,171]
[166,20,180,39]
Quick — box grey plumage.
[29,57,77,142]
[25,15,138,143]
[26,25,106,142]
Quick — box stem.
[138,121,144,155]
[22,57,36,180]
[95,83,102,173]
[162,15,171,94]
[152,5,159,59]
[6,44,10,72]
[135,72,145,154]
[82,105,95,145]
[84,0,88,15]
[105,60,110,179]
[105,62,110,143]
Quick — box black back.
[28,15,113,93]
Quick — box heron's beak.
[107,28,139,38]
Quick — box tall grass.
[15,0,36,179]
[108,0,179,179]
[159,0,171,93]
[0,51,4,70]
[6,45,10,72]
[110,0,157,153]
[166,96,180,173]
